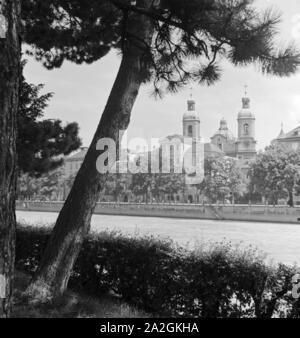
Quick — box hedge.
[16,224,300,318]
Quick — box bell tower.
[182,92,203,182]
[236,87,257,160]
[182,92,201,140]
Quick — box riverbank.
[16,201,300,224]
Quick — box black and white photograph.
[1,0,300,326]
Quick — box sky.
[23,0,300,151]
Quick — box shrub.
[16,224,300,318]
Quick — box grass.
[12,271,148,318]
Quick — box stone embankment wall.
[16,201,300,224]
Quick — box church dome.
[183,99,200,120]
[213,118,235,140]
[238,97,255,119]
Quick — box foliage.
[248,146,300,206]
[17,168,65,200]
[12,271,146,318]
[103,173,131,201]
[17,173,41,200]
[199,156,242,203]
[18,68,81,176]
[16,225,300,318]
[22,0,300,95]
[129,172,184,202]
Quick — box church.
[63,91,258,203]
[181,92,257,163]
[148,92,258,203]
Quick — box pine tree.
[22,0,300,300]
[0,0,21,317]
[18,70,82,176]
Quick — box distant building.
[182,96,224,158]
[210,118,236,157]
[272,125,300,151]
[63,91,258,203]
[64,147,88,177]
[210,95,257,161]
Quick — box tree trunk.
[0,0,21,317]
[26,0,154,302]
[288,190,294,208]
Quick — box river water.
[16,211,300,266]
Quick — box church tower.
[182,94,203,179]
[236,90,257,160]
[182,95,201,139]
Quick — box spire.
[242,85,250,109]
[277,123,285,139]
[187,86,195,111]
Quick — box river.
[16,211,300,266]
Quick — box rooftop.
[65,147,88,161]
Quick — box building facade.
[272,125,300,151]
[64,147,88,177]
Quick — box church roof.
[165,134,184,141]
[204,143,224,155]
[283,126,300,139]
[212,118,235,141]
[274,126,300,141]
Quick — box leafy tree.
[152,173,184,201]
[17,168,65,201]
[129,172,184,202]
[39,168,65,200]
[199,156,242,203]
[248,146,300,206]
[130,173,153,202]
[17,173,40,200]
[103,173,130,201]
[18,71,82,176]
[23,0,300,300]
[0,0,21,317]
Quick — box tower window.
[188,125,193,137]
[244,123,249,135]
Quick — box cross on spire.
[244,84,248,97]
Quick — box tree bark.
[288,190,294,208]
[26,0,154,301]
[0,0,21,317]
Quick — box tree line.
[17,147,300,206]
